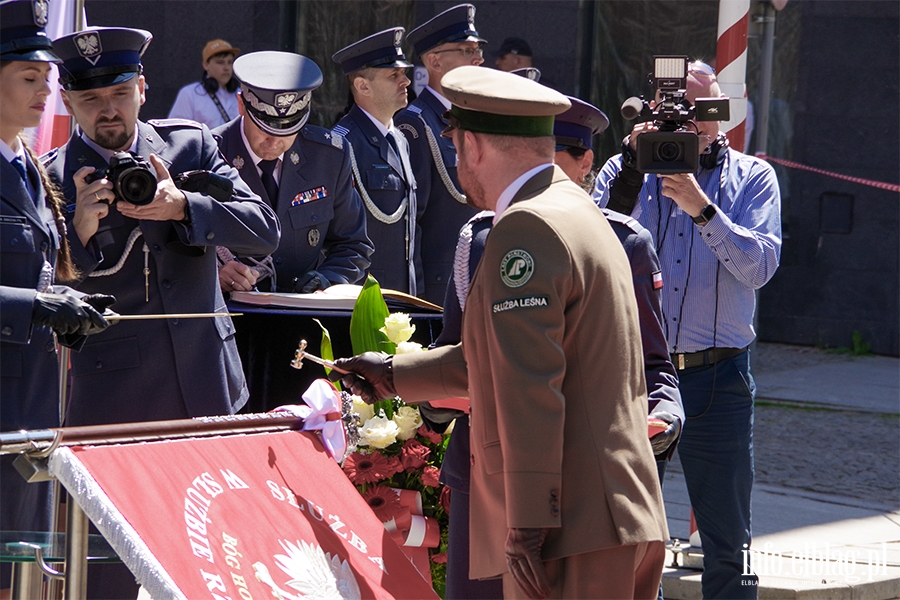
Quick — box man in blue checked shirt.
[593,61,781,600]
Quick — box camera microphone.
[621,96,645,121]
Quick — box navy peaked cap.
[53,27,151,90]
[554,96,609,150]
[0,0,59,62]
[332,27,412,75]
[234,51,323,137]
[407,3,485,56]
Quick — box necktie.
[11,156,36,203]
[258,159,280,207]
[385,131,401,161]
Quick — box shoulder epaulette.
[39,147,59,167]
[601,207,641,232]
[406,104,423,115]
[147,118,204,130]
[302,125,345,150]
[332,124,350,137]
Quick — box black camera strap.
[206,87,231,124]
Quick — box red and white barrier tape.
[756,153,900,193]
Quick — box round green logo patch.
[500,249,534,288]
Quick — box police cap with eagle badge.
[233,50,322,137]
[332,27,413,76]
[406,3,486,57]
[0,0,59,63]
[52,26,151,91]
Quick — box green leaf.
[350,275,396,355]
[313,318,338,391]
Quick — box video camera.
[621,56,730,174]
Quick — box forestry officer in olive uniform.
[334,67,668,600]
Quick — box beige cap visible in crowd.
[441,66,570,137]
[203,39,240,63]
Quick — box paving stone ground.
[752,343,899,508]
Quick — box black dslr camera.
[86,151,158,205]
[621,56,730,174]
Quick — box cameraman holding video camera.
[593,59,781,599]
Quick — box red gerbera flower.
[362,486,404,523]
[343,451,402,484]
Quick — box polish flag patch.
[652,270,664,290]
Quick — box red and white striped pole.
[716,0,751,153]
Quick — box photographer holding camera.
[45,28,279,423]
[593,59,781,600]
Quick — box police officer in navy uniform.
[212,51,372,410]
[45,25,278,599]
[0,1,114,591]
[394,4,485,304]
[46,25,279,426]
[332,28,421,295]
[553,96,683,465]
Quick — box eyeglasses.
[433,47,483,58]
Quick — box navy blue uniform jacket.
[334,105,421,294]
[0,151,73,540]
[212,118,372,289]
[395,87,477,304]
[46,120,280,426]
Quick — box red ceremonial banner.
[49,430,438,600]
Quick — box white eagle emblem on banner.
[253,540,361,600]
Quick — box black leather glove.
[329,352,396,404]
[649,411,682,457]
[293,270,330,294]
[32,292,112,337]
[505,527,552,599]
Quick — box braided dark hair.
[21,138,79,282]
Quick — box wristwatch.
[692,204,717,226]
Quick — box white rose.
[359,415,400,449]
[395,341,423,354]
[393,406,422,440]
[351,394,374,423]
[380,313,415,344]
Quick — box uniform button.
[311,216,318,222]
[550,489,559,498]
[678,233,684,237]
[171,319,179,325]
[676,260,682,264]
[162,280,172,289]
[1,326,12,336]
[436,274,443,282]
[275,256,283,265]
[206,232,215,240]
[550,508,559,516]
[10,238,18,246]
[95,361,103,369]
[41,242,49,251]
[46,341,55,352]
[153,244,161,252]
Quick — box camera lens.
[657,141,682,162]
[117,168,157,205]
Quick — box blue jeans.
[677,349,759,599]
